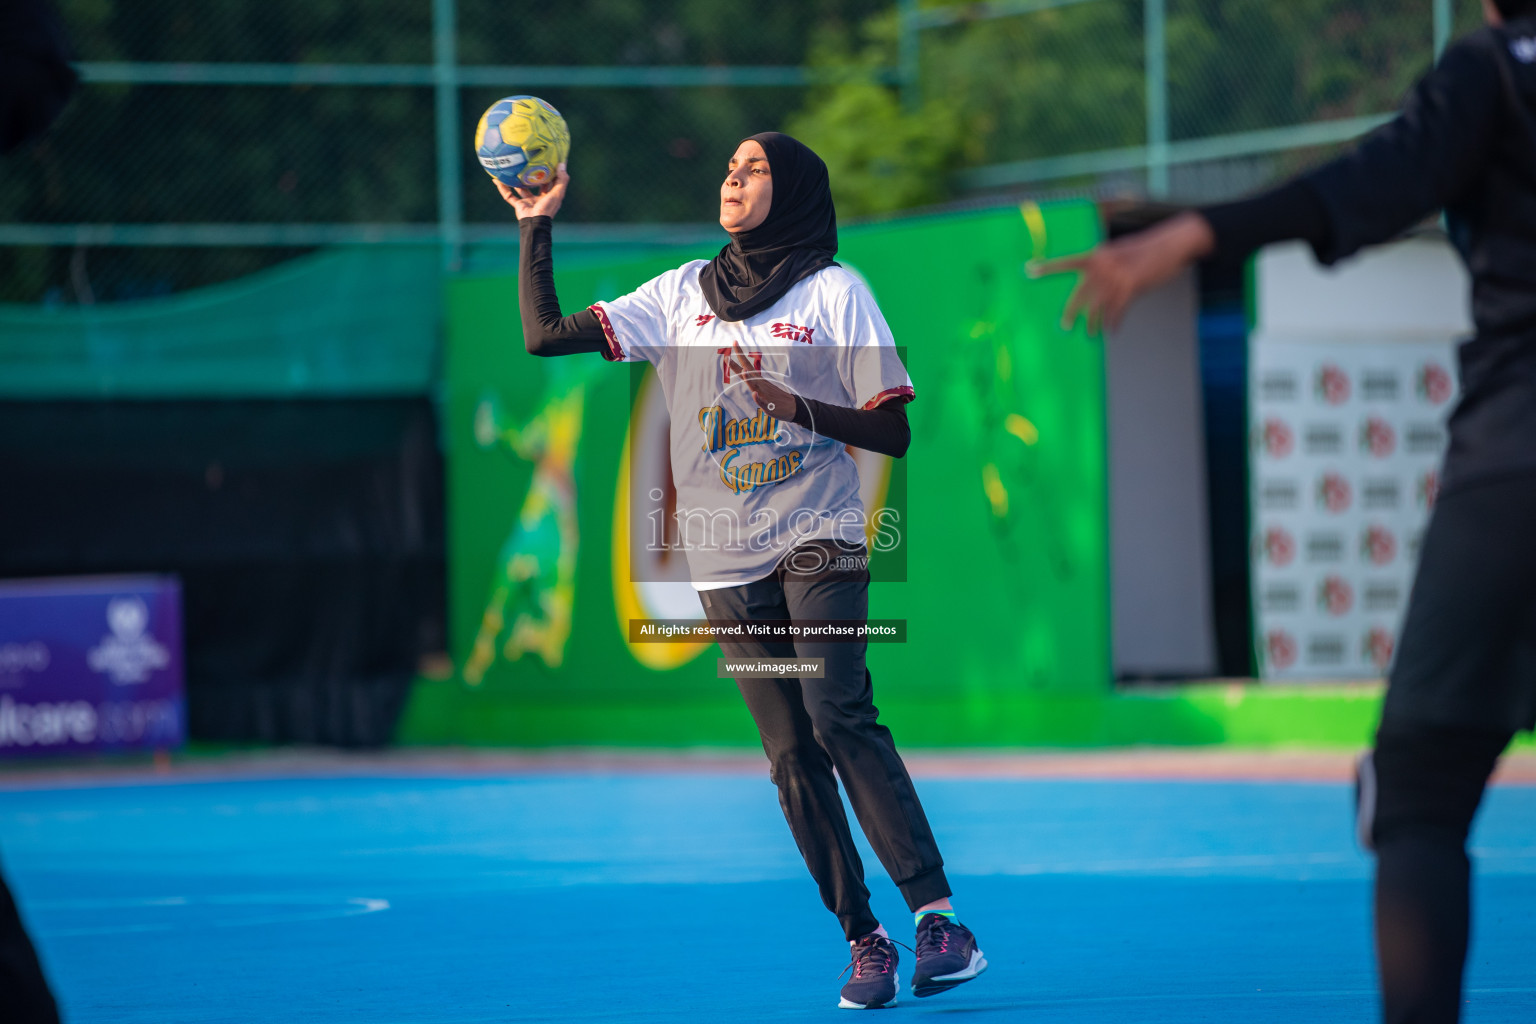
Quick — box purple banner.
[0,575,185,757]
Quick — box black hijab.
[699,132,838,322]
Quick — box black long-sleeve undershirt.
[789,395,911,459]
[516,214,912,458]
[519,215,606,356]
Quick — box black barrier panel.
[0,398,444,747]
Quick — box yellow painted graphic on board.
[463,383,584,683]
[613,371,712,671]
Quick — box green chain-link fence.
[0,0,1488,303]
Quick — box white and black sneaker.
[838,933,900,1009]
[911,914,987,998]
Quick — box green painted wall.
[398,679,1395,749]
[403,199,1120,747]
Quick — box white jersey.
[591,262,914,589]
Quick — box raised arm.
[518,216,605,356]
[498,168,606,357]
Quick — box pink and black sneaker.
[911,914,987,997]
[838,933,900,1009]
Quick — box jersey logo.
[716,347,762,384]
[770,321,815,344]
[1513,37,1536,63]
[695,314,716,328]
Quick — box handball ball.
[474,95,570,190]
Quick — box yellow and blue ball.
[474,95,570,190]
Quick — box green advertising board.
[400,200,1113,747]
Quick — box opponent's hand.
[497,162,569,220]
[1030,210,1216,334]
[727,342,798,419]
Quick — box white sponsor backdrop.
[1250,240,1468,680]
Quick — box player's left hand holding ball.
[498,163,569,220]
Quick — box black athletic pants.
[0,865,60,1024]
[1362,475,1536,1024]
[1365,719,1511,1024]
[701,542,951,941]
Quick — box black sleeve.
[1293,36,1503,264]
[518,216,608,357]
[1199,178,1334,264]
[1198,38,1502,267]
[788,395,911,459]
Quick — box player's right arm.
[498,165,608,357]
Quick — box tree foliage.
[0,0,886,301]
[784,13,965,218]
[789,0,1467,216]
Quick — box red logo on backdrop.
[1361,417,1396,458]
[1261,418,1294,458]
[1418,362,1453,404]
[1263,526,1297,567]
[770,322,815,344]
[1364,627,1395,670]
[1316,364,1351,405]
[1267,630,1298,671]
[1419,469,1440,509]
[1318,575,1354,616]
[1318,472,1352,513]
[695,314,716,328]
[1362,525,1397,566]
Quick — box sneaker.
[911,914,987,998]
[838,934,900,1009]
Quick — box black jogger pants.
[701,541,950,940]
[1363,718,1513,1024]
[1360,475,1536,1022]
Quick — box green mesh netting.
[0,247,441,397]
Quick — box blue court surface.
[1,759,1533,1023]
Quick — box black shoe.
[911,914,987,998]
[838,933,900,1009]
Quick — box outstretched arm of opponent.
[499,167,606,357]
[1034,36,1502,332]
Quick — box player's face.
[721,140,772,234]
